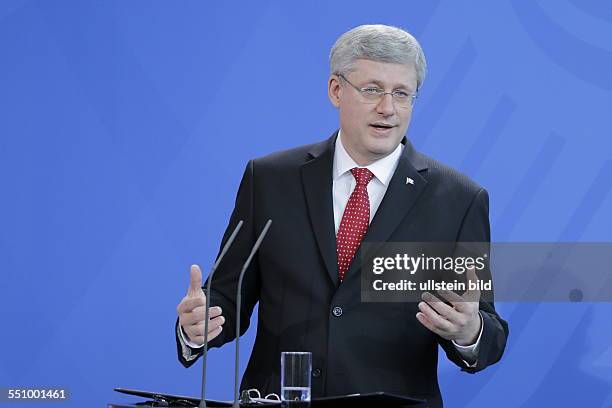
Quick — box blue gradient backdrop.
[1,1,611,407]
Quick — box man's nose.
[375,93,395,116]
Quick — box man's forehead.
[348,60,417,88]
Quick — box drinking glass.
[280,351,311,403]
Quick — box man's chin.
[365,135,402,155]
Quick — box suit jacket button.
[312,368,322,378]
[332,306,343,317]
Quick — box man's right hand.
[176,264,225,346]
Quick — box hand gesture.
[176,265,225,346]
[416,267,482,346]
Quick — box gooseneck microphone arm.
[233,219,273,408]
[199,220,244,408]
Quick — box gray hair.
[329,24,427,90]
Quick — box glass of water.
[280,351,312,403]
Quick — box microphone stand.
[199,220,244,408]
[233,219,272,408]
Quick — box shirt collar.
[333,129,404,186]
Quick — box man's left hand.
[416,266,482,346]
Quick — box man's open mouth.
[370,123,395,129]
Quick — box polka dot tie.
[336,167,374,282]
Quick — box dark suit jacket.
[176,131,508,408]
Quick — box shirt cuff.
[451,312,483,367]
[177,324,203,362]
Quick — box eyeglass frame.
[336,73,418,107]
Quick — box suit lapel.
[343,140,429,282]
[300,134,430,286]
[301,132,339,286]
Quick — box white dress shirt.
[179,129,482,366]
[332,130,403,232]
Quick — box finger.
[436,289,469,313]
[207,315,225,332]
[177,296,206,313]
[191,306,221,320]
[465,266,481,302]
[416,312,446,337]
[189,316,225,337]
[417,301,453,333]
[190,325,223,345]
[177,295,206,314]
[188,264,203,296]
[183,307,224,327]
[208,306,223,319]
[189,306,223,321]
[184,323,202,343]
[421,292,462,324]
[180,309,204,327]
[186,323,205,338]
[207,325,223,342]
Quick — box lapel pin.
[406,177,414,185]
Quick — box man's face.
[328,59,418,165]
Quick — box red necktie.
[336,167,374,282]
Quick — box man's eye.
[393,91,410,99]
[363,88,382,95]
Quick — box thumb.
[188,264,203,297]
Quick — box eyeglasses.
[338,73,417,107]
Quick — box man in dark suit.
[175,24,508,407]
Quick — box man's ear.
[328,75,341,108]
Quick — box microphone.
[233,219,273,408]
[199,220,244,408]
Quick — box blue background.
[1,1,611,406]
